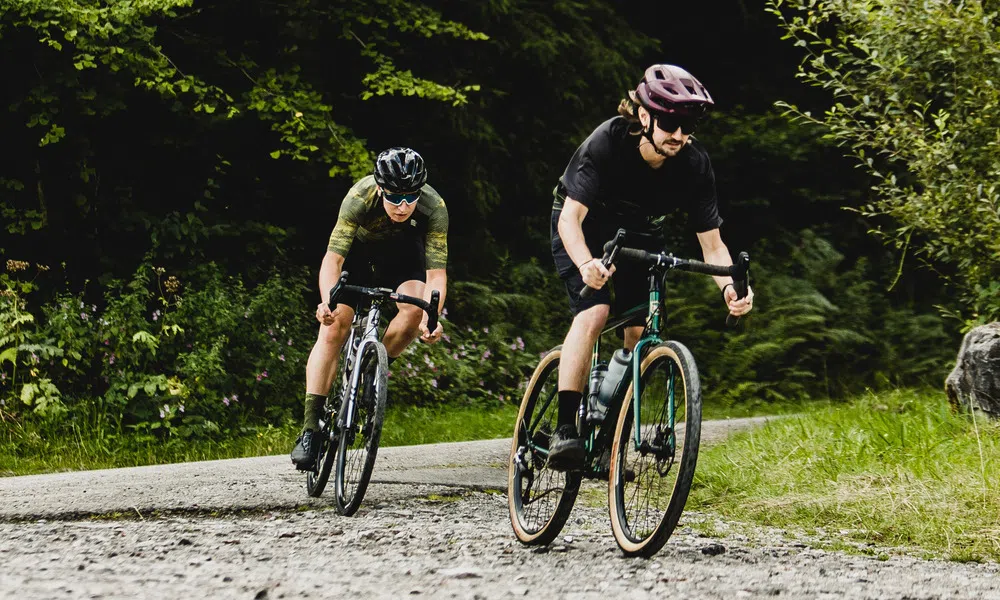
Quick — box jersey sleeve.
[424,197,449,270]
[689,149,723,233]
[327,183,367,256]
[559,121,615,208]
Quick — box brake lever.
[328,271,350,311]
[580,229,626,300]
[725,252,750,328]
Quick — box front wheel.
[334,342,387,516]
[609,340,702,557]
[508,346,581,546]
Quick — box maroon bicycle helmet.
[630,64,714,115]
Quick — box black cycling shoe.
[290,430,320,471]
[547,424,586,472]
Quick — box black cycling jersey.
[552,116,722,251]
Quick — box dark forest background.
[2,0,980,443]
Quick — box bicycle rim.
[507,346,580,545]
[609,341,702,556]
[334,342,387,516]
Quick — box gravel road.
[2,416,998,599]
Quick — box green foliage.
[0,257,313,440]
[658,230,956,407]
[767,0,1000,327]
[387,312,537,407]
[691,388,1000,561]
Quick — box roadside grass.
[688,388,1000,563]
[0,394,818,477]
[0,419,300,477]
[380,402,519,447]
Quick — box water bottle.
[585,362,608,423]
[596,348,632,414]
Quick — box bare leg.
[623,325,643,352]
[305,305,354,395]
[558,304,611,392]
[382,279,425,358]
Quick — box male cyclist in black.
[547,64,755,470]
[291,147,448,470]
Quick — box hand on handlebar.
[580,258,616,290]
[724,284,754,317]
[419,316,443,343]
[316,301,341,327]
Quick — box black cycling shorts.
[551,209,658,326]
[341,237,426,296]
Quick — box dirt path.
[2,416,998,599]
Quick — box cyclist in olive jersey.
[291,147,448,470]
[546,64,755,470]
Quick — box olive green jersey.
[327,175,449,270]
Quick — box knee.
[397,305,423,334]
[573,304,610,336]
[318,313,352,346]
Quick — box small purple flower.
[262,370,268,378]
[279,354,285,362]
[452,353,459,360]
[152,310,160,321]
[442,334,451,343]
[478,380,484,387]
[482,350,491,360]
[483,327,489,334]
[80,312,88,321]
[1,373,6,381]
[104,339,110,346]
[109,354,115,365]
[179,405,185,413]
[223,397,230,406]
[516,337,524,350]
[268,329,274,336]
[441,308,448,318]
[91,304,97,313]
[232,394,239,402]
[431,379,438,388]
[256,374,262,381]
[287,339,293,346]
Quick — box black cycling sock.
[302,393,326,434]
[557,390,582,429]
[387,356,396,366]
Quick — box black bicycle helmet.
[373,147,427,194]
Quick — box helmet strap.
[641,122,671,158]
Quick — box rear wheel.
[334,342,387,516]
[508,346,581,545]
[609,341,701,557]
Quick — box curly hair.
[617,93,643,135]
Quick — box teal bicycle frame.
[581,269,675,471]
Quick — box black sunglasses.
[653,112,700,135]
[383,191,421,206]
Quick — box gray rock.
[945,322,1000,418]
